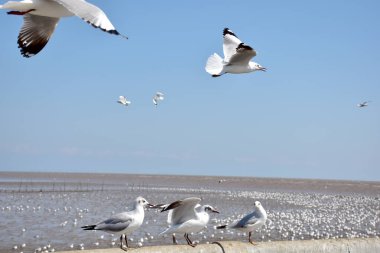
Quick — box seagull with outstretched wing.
[117,96,131,107]
[206,28,266,77]
[159,197,219,247]
[1,0,127,57]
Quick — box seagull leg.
[172,234,178,244]
[185,233,196,247]
[120,235,124,249]
[7,9,36,15]
[124,234,129,248]
[248,231,258,245]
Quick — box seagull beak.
[212,209,220,214]
[259,67,267,72]
[146,203,155,208]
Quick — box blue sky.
[0,0,379,181]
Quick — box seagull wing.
[227,43,257,66]
[52,0,124,37]
[233,210,261,229]
[163,197,201,225]
[95,212,132,233]
[18,14,59,58]
[223,28,242,62]
[118,96,126,105]
[156,92,164,98]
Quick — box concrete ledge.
[58,238,380,253]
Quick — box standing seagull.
[117,96,131,107]
[153,92,164,106]
[205,28,266,77]
[0,0,127,58]
[217,201,267,245]
[357,101,370,108]
[81,196,153,251]
[159,197,219,247]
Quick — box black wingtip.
[212,74,221,78]
[223,28,236,37]
[109,29,128,39]
[161,200,182,212]
[81,225,96,230]
[217,225,227,229]
[236,42,253,51]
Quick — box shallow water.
[0,172,379,252]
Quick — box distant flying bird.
[81,197,153,251]
[0,0,127,58]
[217,201,267,245]
[357,101,370,108]
[153,92,164,106]
[117,96,131,107]
[159,197,219,247]
[205,28,266,77]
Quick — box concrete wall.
[59,238,380,253]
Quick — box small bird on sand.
[81,196,153,251]
[159,197,219,247]
[217,200,267,245]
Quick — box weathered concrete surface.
[58,238,380,253]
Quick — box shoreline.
[56,238,380,253]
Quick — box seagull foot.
[121,246,129,252]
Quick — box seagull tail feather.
[205,53,224,77]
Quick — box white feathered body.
[95,204,145,235]
[161,210,209,234]
[229,204,267,233]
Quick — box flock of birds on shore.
[81,196,267,251]
[0,0,374,251]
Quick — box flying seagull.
[217,200,267,245]
[0,0,127,58]
[153,92,164,106]
[357,101,370,108]
[81,196,153,251]
[159,197,219,247]
[117,96,131,107]
[205,28,266,77]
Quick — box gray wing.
[233,210,261,228]
[95,213,132,232]
[18,14,59,58]
[164,197,201,225]
[52,0,124,36]
[227,43,257,65]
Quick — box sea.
[0,171,379,252]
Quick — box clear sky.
[0,0,379,181]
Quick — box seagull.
[81,196,153,251]
[357,101,370,108]
[0,0,127,58]
[205,28,266,77]
[159,197,219,247]
[153,92,164,106]
[217,201,267,245]
[117,96,131,107]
